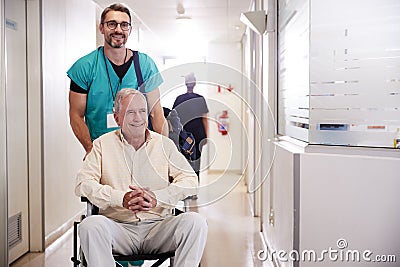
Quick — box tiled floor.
[10,172,272,267]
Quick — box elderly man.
[75,89,208,267]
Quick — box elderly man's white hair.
[113,88,146,113]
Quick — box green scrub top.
[67,47,163,140]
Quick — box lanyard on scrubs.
[103,49,127,101]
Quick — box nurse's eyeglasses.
[103,21,131,31]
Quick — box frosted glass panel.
[309,0,400,147]
[277,0,310,141]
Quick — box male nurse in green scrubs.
[67,3,167,159]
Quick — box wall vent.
[8,212,22,248]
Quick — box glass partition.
[277,0,310,142]
[309,0,400,147]
[278,0,400,148]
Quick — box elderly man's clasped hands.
[123,185,157,213]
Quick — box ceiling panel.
[94,0,252,56]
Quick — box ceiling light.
[177,3,185,15]
[176,3,192,20]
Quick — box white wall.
[207,42,243,172]
[42,0,96,241]
[299,150,400,267]
[262,141,303,267]
[262,142,400,267]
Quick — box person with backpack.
[163,107,197,161]
[173,73,209,180]
[67,3,167,159]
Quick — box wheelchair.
[71,196,192,267]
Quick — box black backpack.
[133,51,196,161]
[163,107,196,161]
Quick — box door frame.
[26,0,44,252]
[0,0,9,265]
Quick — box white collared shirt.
[75,129,197,222]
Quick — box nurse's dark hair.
[101,3,131,23]
[113,89,146,113]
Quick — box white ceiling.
[94,0,252,56]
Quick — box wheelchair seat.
[71,196,191,267]
[114,252,175,267]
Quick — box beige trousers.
[79,212,208,267]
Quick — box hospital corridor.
[1,0,400,267]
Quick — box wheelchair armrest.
[183,196,191,212]
[80,196,99,216]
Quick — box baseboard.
[44,210,83,248]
